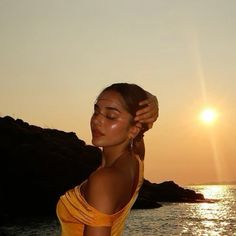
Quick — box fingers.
[135,106,148,117]
[135,99,159,121]
[135,122,142,129]
[134,92,159,130]
[138,95,156,107]
[135,108,157,121]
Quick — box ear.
[128,123,141,139]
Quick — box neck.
[101,145,130,167]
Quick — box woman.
[57,83,159,236]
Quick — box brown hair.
[101,83,148,159]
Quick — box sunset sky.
[1,0,236,186]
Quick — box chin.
[92,139,116,148]
[91,138,103,147]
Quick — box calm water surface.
[1,185,235,236]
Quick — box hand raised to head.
[134,91,159,129]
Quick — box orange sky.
[1,1,236,186]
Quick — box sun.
[200,108,218,124]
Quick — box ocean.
[1,185,235,236]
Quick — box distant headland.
[0,116,215,222]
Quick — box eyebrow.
[94,104,121,113]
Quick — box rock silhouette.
[0,116,206,222]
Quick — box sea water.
[1,185,235,236]
[124,185,236,235]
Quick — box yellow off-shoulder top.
[56,156,144,236]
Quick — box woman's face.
[90,90,134,148]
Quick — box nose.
[91,111,105,126]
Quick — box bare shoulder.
[84,167,130,214]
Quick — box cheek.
[110,123,120,131]
[109,121,130,135]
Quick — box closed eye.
[93,104,118,120]
[105,114,117,120]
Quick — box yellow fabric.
[56,156,144,236]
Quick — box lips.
[92,128,105,138]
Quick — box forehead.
[96,90,127,110]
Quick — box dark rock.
[0,116,102,222]
[139,180,205,204]
[133,197,162,209]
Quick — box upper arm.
[85,169,122,214]
[83,169,125,236]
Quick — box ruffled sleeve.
[59,185,116,227]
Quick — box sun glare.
[200,108,218,124]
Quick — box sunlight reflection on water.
[124,185,236,235]
[180,185,236,235]
[199,185,229,199]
